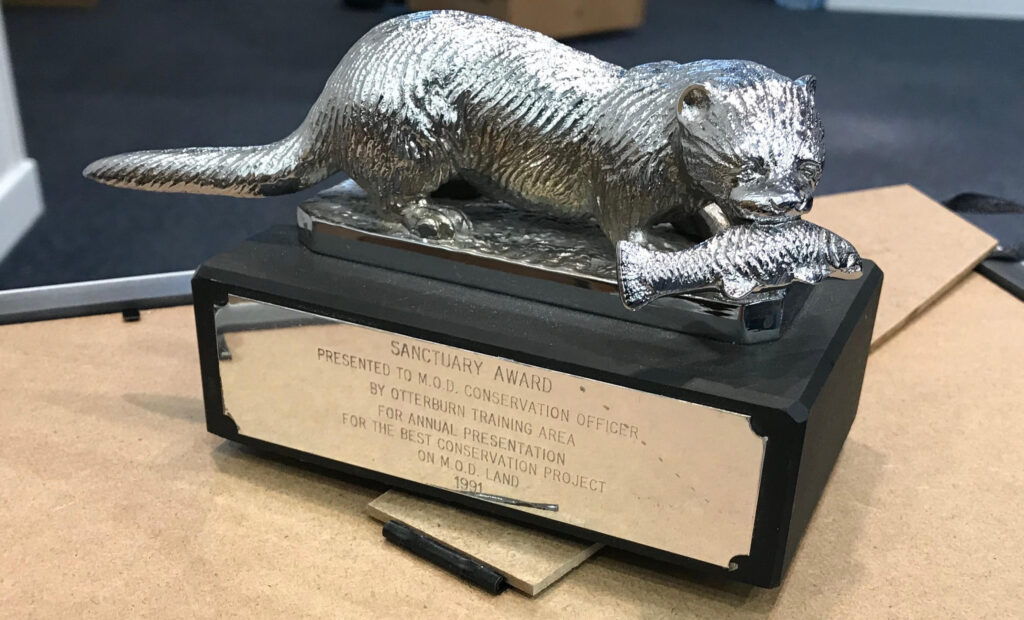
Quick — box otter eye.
[797,159,822,181]
[736,157,767,183]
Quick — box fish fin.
[793,265,828,284]
[722,276,759,300]
[829,265,863,280]
[617,241,656,310]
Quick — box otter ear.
[677,84,711,121]
[796,74,817,96]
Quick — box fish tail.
[616,240,658,310]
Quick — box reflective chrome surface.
[216,295,767,568]
[300,180,783,299]
[82,11,851,303]
[297,181,803,344]
[618,220,863,309]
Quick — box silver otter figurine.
[84,10,860,306]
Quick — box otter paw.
[401,205,472,239]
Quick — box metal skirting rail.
[0,270,193,325]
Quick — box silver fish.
[617,220,862,309]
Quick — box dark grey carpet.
[1,0,1021,288]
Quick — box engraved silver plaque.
[216,296,767,568]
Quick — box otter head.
[675,67,824,223]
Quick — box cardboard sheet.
[1,275,1022,616]
[368,490,602,595]
[406,0,647,39]
[0,186,1019,617]
[807,184,996,346]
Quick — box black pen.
[382,520,508,595]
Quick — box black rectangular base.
[192,226,882,588]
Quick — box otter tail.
[83,122,337,198]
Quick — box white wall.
[0,7,44,263]
[827,0,1024,20]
